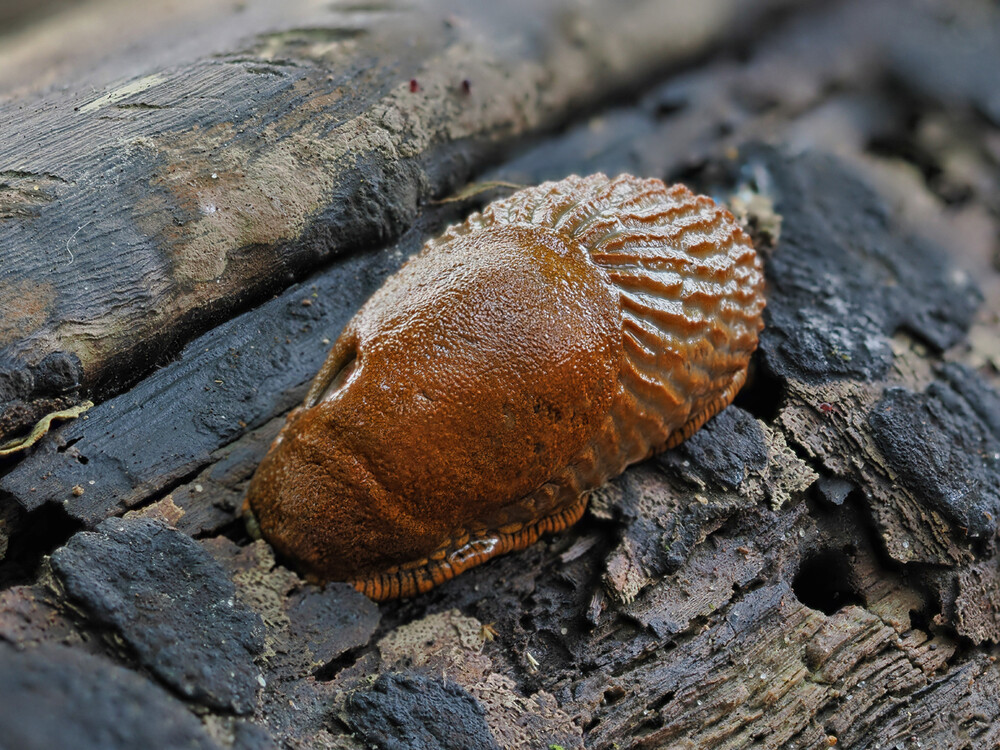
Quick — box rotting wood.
[0,0,801,441]
[2,0,1000,749]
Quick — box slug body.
[246,174,765,600]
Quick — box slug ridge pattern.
[246,174,765,600]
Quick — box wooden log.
[2,0,1000,748]
[0,0,798,442]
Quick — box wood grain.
[0,0,795,435]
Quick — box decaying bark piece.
[2,0,1000,749]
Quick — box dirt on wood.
[1,0,1000,749]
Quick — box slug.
[246,174,765,601]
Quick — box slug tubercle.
[246,174,765,600]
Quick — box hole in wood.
[603,685,626,705]
[647,690,675,711]
[792,548,865,616]
[732,359,784,423]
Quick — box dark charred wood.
[2,0,1000,749]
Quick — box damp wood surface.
[0,0,795,436]
[2,0,1000,749]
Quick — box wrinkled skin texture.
[249,225,621,585]
[247,174,765,599]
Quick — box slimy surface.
[246,174,765,600]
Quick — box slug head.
[245,224,622,585]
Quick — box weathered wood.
[2,0,1000,749]
[0,0,797,442]
[0,217,437,523]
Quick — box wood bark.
[2,0,1000,749]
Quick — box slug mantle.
[245,174,765,600]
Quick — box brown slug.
[245,174,765,601]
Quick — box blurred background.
[0,0,359,100]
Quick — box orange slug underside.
[245,174,765,601]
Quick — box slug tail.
[660,366,748,452]
[350,493,588,601]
